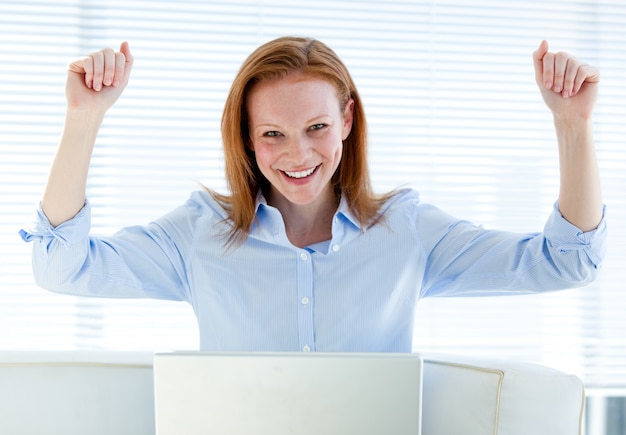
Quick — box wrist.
[65,106,106,125]
[63,108,106,143]
[553,114,593,135]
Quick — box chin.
[284,193,321,206]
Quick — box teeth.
[284,166,316,179]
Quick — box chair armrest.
[421,354,584,435]
[0,351,155,435]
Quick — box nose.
[285,135,311,163]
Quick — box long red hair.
[210,36,394,246]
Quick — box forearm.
[41,108,104,227]
[41,42,133,227]
[531,40,602,232]
[555,116,603,232]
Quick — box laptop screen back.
[153,352,422,435]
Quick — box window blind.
[0,0,624,390]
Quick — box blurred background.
[0,1,624,433]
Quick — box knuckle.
[91,51,104,63]
[115,53,126,67]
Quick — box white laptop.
[153,352,422,435]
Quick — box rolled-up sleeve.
[20,201,91,247]
[20,202,92,292]
[543,201,607,272]
[418,199,607,298]
[19,200,190,301]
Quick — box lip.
[279,164,321,184]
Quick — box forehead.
[247,73,341,117]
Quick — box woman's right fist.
[65,41,134,112]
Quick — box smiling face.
[247,73,354,211]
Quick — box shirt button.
[301,297,310,305]
[332,244,340,252]
[302,345,311,352]
[300,252,308,261]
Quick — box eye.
[263,130,282,138]
[309,123,327,131]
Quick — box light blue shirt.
[20,189,606,352]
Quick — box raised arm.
[532,40,602,232]
[41,42,133,227]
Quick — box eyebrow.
[253,114,333,129]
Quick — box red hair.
[210,36,394,246]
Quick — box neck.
[267,187,339,248]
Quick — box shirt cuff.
[544,201,607,269]
[19,200,91,247]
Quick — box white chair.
[422,354,585,435]
[0,351,584,435]
[0,351,154,435]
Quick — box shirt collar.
[253,190,361,230]
[335,194,361,230]
[249,190,362,248]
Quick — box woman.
[21,37,606,352]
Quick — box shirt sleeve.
[418,201,607,298]
[543,201,606,270]
[19,199,192,301]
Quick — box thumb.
[118,41,134,86]
[533,40,549,63]
[120,41,134,66]
[532,40,549,86]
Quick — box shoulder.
[377,188,421,219]
[378,188,463,233]
[152,190,230,236]
[385,188,420,206]
[186,189,230,220]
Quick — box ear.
[341,98,355,141]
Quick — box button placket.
[296,249,315,352]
